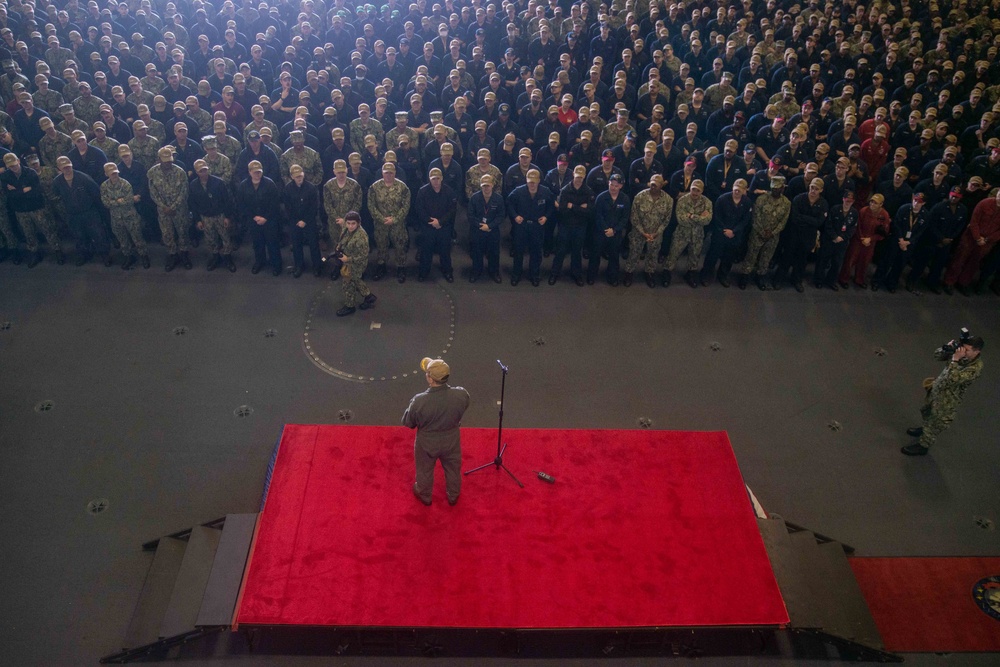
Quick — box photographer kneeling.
[903,332,984,456]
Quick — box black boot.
[359,293,377,310]
[292,264,303,278]
[140,254,150,269]
[73,252,90,266]
[397,267,406,283]
[336,306,356,316]
[122,254,135,270]
[26,250,42,268]
[645,272,655,288]
[684,271,698,288]
[372,263,386,281]
[181,251,192,269]
[756,275,769,290]
[738,274,748,289]
[207,254,221,271]
[165,253,178,272]
[12,249,22,265]
[56,250,65,265]
[225,255,236,272]
[622,271,633,287]
[661,270,672,287]
[103,253,114,267]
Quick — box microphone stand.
[463,359,524,487]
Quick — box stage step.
[196,514,258,627]
[757,517,894,661]
[123,537,187,649]
[159,526,222,638]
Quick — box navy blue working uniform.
[701,191,753,285]
[237,175,283,274]
[414,181,458,281]
[774,191,829,289]
[908,196,967,290]
[588,186,631,284]
[550,179,594,284]
[281,178,322,275]
[815,199,859,288]
[467,187,505,281]
[873,201,930,291]
[506,181,555,285]
[54,169,108,261]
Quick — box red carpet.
[235,425,788,629]
[851,557,1000,652]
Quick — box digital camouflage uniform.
[323,177,363,227]
[147,163,190,253]
[600,122,633,151]
[368,177,411,267]
[385,126,421,152]
[918,348,984,449]
[128,135,161,171]
[91,136,120,157]
[204,153,233,184]
[465,164,503,199]
[36,165,64,222]
[626,188,674,273]
[100,177,147,256]
[39,131,73,168]
[189,109,213,136]
[44,46,74,74]
[742,193,791,275]
[58,116,91,139]
[127,90,155,109]
[61,81,82,102]
[139,75,164,95]
[213,134,242,167]
[338,224,372,307]
[32,89,65,114]
[279,146,323,185]
[144,118,166,144]
[242,120,278,142]
[72,95,104,125]
[665,191,713,271]
[349,119,385,153]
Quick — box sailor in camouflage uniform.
[147,146,191,271]
[902,337,986,455]
[465,149,504,200]
[57,103,90,139]
[90,122,120,157]
[385,111,421,155]
[624,174,674,286]
[349,104,385,153]
[280,130,323,185]
[201,137,234,183]
[334,211,376,316]
[25,154,64,234]
[38,116,73,168]
[210,120,242,168]
[100,162,148,269]
[32,73,65,113]
[368,162,411,282]
[663,179,713,287]
[323,159,363,238]
[128,120,161,170]
[600,109,634,151]
[72,83,105,125]
[2,153,61,265]
[739,175,791,290]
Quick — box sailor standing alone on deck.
[403,357,471,506]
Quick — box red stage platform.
[235,425,788,630]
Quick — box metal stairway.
[757,517,902,662]
[101,514,258,664]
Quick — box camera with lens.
[328,248,345,271]
[940,327,972,355]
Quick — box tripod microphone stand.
[463,359,524,487]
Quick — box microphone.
[496,359,508,372]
